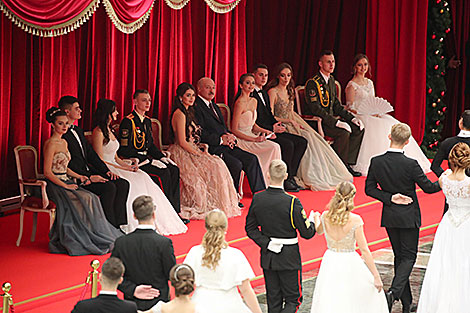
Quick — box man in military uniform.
[118,89,188,224]
[246,159,317,313]
[304,50,364,177]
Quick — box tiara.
[49,107,61,117]
[174,264,191,281]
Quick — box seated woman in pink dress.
[168,83,240,220]
[231,73,282,185]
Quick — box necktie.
[209,102,220,121]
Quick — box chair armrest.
[20,179,50,208]
[300,115,317,121]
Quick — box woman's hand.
[254,134,266,142]
[79,175,91,186]
[65,183,79,190]
[373,275,383,292]
[124,163,138,172]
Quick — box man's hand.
[336,120,352,133]
[133,285,160,300]
[273,122,286,133]
[161,157,177,166]
[90,175,108,183]
[106,171,120,180]
[351,117,364,131]
[221,134,232,147]
[391,193,413,205]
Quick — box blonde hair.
[390,123,411,145]
[202,210,228,270]
[326,181,357,225]
[448,142,470,171]
[269,159,287,183]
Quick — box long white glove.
[161,157,177,166]
[267,240,283,253]
[351,117,365,130]
[151,159,167,169]
[336,120,352,133]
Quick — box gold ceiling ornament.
[102,0,155,34]
[0,0,100,37]
[204,0,241,13]
[164,0,191,10]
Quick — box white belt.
[267,237,298,253]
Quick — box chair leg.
[49,210,56,230]
[31,212,38,242]
[16,208,25,247]
[238,171,245,200]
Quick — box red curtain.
[366,0,429,143]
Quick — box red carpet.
[0,173,444,312]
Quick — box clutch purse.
[356,97,393,115]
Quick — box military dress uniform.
[304,73,364,165]
[245,186,316,313]
[117,111,181,214]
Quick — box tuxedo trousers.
[270,133,307,179]
[209,145,266,194]
[386,227,419,307]
[140,163,181,213]
[263,268,302,313]
[83,178,129,227]
[307,120,364,165]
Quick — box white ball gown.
[102,139,187,235]
[184,245,255,313]
[347,79,431,176]
[310,214,388,313]
[417,175,470,312]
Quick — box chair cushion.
[22,196,56,210]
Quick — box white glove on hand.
[161,157,177,166]
[267,240,283,254]
[351,117,364,130]
[151,159,167,169]
[336,120,352,133]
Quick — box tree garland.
[421,0,452,157]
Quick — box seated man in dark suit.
[194,77,266,197]
[59,96,129,228]
[251,64,308,192]
[111,195,176,311]
[71,257,138,313]
[431,110,470,214]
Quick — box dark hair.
[234,73,255,102]
[170,83,197,142]
[58,95,79,111]
[101,257,125,284]
[461,110,470,129]
[448,142,470,170]
[265,62,295,101]
[46,107,67,123]
[351,53,372,77]
[132,195,155,221]
[133,89,149,99]
[169,264,195,297]
[93,99,116,145]
[252,63,268,73]
[319,50,334,60]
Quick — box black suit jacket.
[365,151,441,228]
[71,294,137,313]
[63,126,109,177]
[252,89,277,131]
[246,187,315,271]
[194,96,230,148]
[431,135,470,177]
[111,228,176,311]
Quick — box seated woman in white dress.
[148,264,199,313]
[91,99,187,235]
[232,73,282,185]
[184,210,262,313]
[417,143,470,313]
[310,181,388,313]
[345,54,431,176]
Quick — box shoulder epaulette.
[126,113,134,119]
[313,75,321,81]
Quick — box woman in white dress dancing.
[310,181,388,313]
[345,54,431,176]
[91,99,187,235]
[417,142,470,312]
[184,210,262,313]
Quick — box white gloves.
[267,241,283,254]
[351,117,365,130]
[336,120,352,133]
[161,157,177,166]
[151,159,167,169]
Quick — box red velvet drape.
[366,0,428,143]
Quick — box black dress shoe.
[180,217,190,224]
[238,202,244,208]
[284,179,299,192]
[346,165,362,177]
[385,290,394,312]
[403,303,417,313]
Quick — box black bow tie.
[70,125,75,129]
[257,90,263,93]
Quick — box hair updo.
[201,210,228,270]
[326,181,357,225]
[448,142,470,170]
[46,107,66,123]
[169,264,195,296]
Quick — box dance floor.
[0,173,445,312]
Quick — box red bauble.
[442,107,447,112]
[428,88,432,94]
[436,0,441,3]
[441,91,445,96]
[432,34,436,39]
[434,65,439,70]
[441,72,445,75]
[436,120,440,126]
[445,28,451,33]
